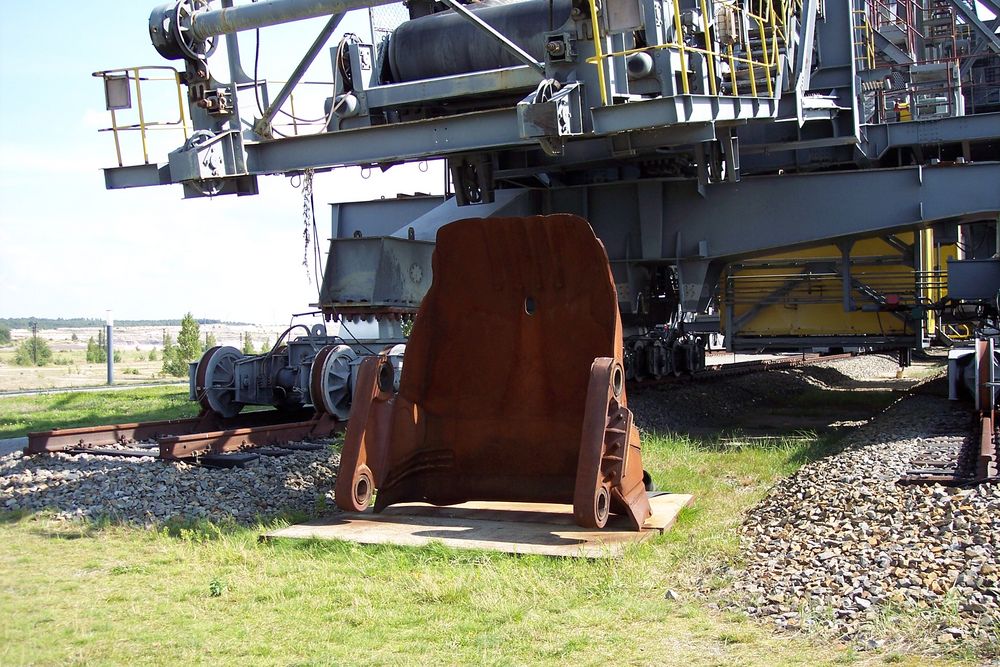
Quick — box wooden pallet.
[262,493,692,558]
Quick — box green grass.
[0,430,968,666]
[0,386,197,438]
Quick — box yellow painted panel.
[723,232,939,337]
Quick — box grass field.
[0,374,985,665]
[0,386,196,439]
[0,324,289,391]
[0,347,175,392]
[0,429,978,665]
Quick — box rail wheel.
[195,345,244,418]
[310,344,357,420]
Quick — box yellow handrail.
[92,66,189,167]
[174,70,189,141]
[586,0,609,105]
[672,0,690,94]
[584,0,789,100]
[727,44,739,95]
[699,0,719,96]
[110,109,123,167]
[133,67,149,164]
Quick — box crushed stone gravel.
[0,443,340,525]
[727,386,999,644]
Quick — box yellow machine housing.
[722,229,956,350]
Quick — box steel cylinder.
[626,52,654,79]
[386,0,572,83]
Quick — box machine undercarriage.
[88,0,1000,527]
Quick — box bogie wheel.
[195,345,245,419]
[310,345,358,420]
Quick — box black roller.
[387,0,573,83]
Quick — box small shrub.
[241,332,255,355]
[148,348,158,362]
[14,338,52,366]
[86,336,106,364]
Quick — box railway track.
[900,338,998,486]
[21,349,998,486]
[24,409,343,464]
[632,352,857,386]
[22,352,858,463]
[900,414,998,486]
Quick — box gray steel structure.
[102,0,1000,364]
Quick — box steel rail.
[24,409,327,458]
[158,413,341,459]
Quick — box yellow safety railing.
[92,66,189,167]
[585,0,792,104]
[851,10,876,71]
[587,0,610,105]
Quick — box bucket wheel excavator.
[93,0,1000,527]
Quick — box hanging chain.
[301,169,314,282]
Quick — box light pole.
[106,311,114,385]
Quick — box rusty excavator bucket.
[335,214,652,530]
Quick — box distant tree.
[148,347,158,362]
[203,331,218,352]
[86,336,106,363]
[162,333,182,376]
[0,325,10,346]
[14,337,52,366]
[260,337,271,353]
[113,349,122,363]
[177,313,201,362]
[241,332,256,355]
[163,314,201,376]
[70,332,79,342]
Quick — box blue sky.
[0,2,444,324]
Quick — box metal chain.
[302,169,314,282]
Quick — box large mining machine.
[91,0,1000,526]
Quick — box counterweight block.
[335,214,653,530]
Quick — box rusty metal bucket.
[335,214,651,529]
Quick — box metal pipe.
[189,0,395,41]
[259,13,344,132]
[839,242,854,312]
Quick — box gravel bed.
[0,443,340,525]
[630,353,907,434]
[729,390,1000,645]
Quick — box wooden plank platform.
[262,493,692,558]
